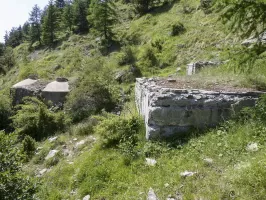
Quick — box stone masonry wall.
[135,78,263,140]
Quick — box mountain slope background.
[1,0,266,199]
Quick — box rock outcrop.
[136,78,264,140]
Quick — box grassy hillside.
[2,0,266,199]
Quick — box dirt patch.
[155,77,259,93]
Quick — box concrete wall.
[135,78,263,140]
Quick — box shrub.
[0,94,12,131]
[21,135,36,161]
[200,0,213,14]
[117,46,135,66]
[95,114,141,148]
[12,97,67,141]
[65,59,119,123]
[137,45,158,69]
[170,22,185,36]
[69,117,98,136]
[0,131,37,199]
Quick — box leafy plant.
[12,97,67,141]
[21,135,36,161]
[0,131,37,199]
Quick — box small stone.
[246,142,258,152]
[76,140,86,147]
[39,168,47,175]
[164,183,170,188]
[73,138,78,141]
[180,171,197,177]
[45,150,59,160]
[147,188,158,200]
[49,136,58,142]
[203,158,213,165]
[83,195,90,200]
[176,67,181,72]
[146,158,157,166]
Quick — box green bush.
[170,22,185,36]
[200,0,213,14]
[0,94,12,131]
[21,135,36,161]
[95,114,141,148]
[69,117,98,136]
[12,97,67,141]
[117,46,135,66]
[0,131,37,199]
[137,45,158,69]
[65,59,119,123]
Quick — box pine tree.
[55,0,66,8]
[29,4,42,45]
[88,0,116,41]
[42,0,59,46]
[63,4,74,31]
[73,0,89,33]
[22,22,31,41]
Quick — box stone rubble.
[147,188,158,200]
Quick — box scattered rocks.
[45,150,59,160]
[146,158,157,166]
[180,171,197,177]
[241,32,266,46]
[246,142,258,152]
[83,194,91,200]
[147,188,158,200]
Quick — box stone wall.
[135,78,263,140]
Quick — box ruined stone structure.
[135,78,264,140]
[11,77,69,105]
[187,61,221,75]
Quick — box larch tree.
[42,0,59,46]
[63,3,75,31]
[88,0,116,42]
[29,4,42,45]
[73,0,89,33]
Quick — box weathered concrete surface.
[11,79,48,105]
[42,78,69,104]
[136,78,264,140]
[11,77,70,105]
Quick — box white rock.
[39,168,47,175]
[180,171,197,177]
[246,142,258,152]
[48,136,58,142]
[147,188,158,200]
[146,158,157,166]
[73,138,78,141]
[83,194,90,200]
[164,183,170,188]
[45,150,59,160]
[75,140,86,147]
[203,158,213,164]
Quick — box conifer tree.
[29,4,42,45]
[22,22,31,41]
[55,0,66,8]
[218,0,266,38]
[42,0,59,46]
[73,0,89,33]
[88,0,116,42]
[63,3,74,31]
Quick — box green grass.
[33,118,266,200]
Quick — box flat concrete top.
[137,77,263,93]
[12,79,38,88]
[42,81,69,92]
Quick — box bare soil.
[156,77,259,93]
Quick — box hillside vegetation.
[1,0,266,199]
